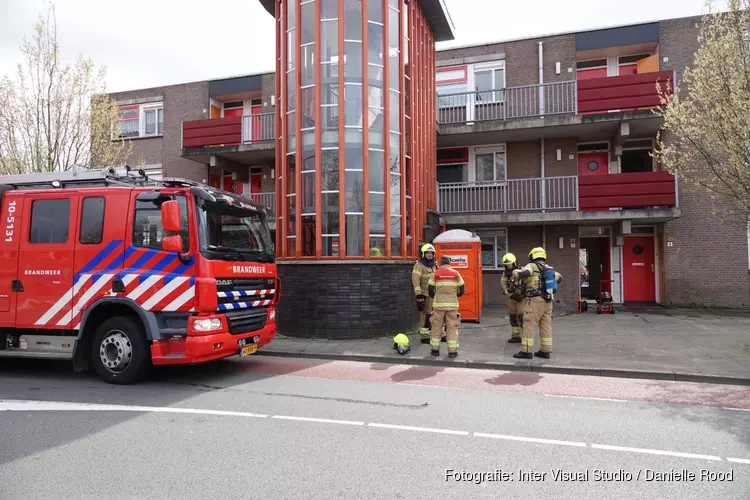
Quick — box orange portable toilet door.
[433,229,482,322]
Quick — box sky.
[0,0,728,93]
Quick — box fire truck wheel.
[91,316,149,384]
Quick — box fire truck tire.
[91,316,149,385]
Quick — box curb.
[257,350,750,387]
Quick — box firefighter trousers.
[430,309,459,354]
[419,297,434,339]
[507,297,524,339]
[520,297,553,353]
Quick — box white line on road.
[367,423,469,436]
[0,399,268,419]
[271,415,364,426]
[591,443,722,461]
[727,457,750,464]
[474,432,587,448]
[724,407,750,412]
[543,394,628,403]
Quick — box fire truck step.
[0,350,73,360]
[0,335,77,359]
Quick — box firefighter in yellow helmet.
[512,247,563,359]
[412,243,438,343]
[500,252,525,344]
[370,247,382,256]
[428,255,465,358]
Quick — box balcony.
[577,71,674,115]
[247,192,276,216]
[182,113,275,149]
[437,171,679,225]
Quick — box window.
[437,66,468,108]
[80,197,105,244]
[474,147,506,182]
[115,102,164,139]
[474,64,505,102]
[475,230,508,270]
[132,194,189,252]
[30,199,70,244]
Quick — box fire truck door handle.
[11,280,23,292]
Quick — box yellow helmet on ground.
[501,252,517,265]
[420,243,436,257]
[529,247,547,261]
[370,247,382,256]
[393,333,411,355]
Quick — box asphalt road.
[1,357,749,500]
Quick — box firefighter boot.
[513,351,533,359]
[534,351,551,359]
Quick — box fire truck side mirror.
[162,235,183,253]
[161,200,181,233]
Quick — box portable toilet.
[433,229,483,322]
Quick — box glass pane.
[145,110,155,135]
[302,139,315,170]
[344,0,362,40]
[287,111,296,154]
[405,156,411,196]
[322,149,339,191]
[321,63,338,105]
[287,0,296,29]
[287,196,297,236]
[322,106,339,145]
[301,215,316,256]
[389,0,399,10]
[286,236,297,257]
[286,30,295,70]
[157,108,163,135]
[476,154,493,181]
[345,138,363,170]
[322,0,338,19]
[345,170,363,212]
[344,41,363,81]
[322,192,340,235]
[368,107,384,147]
[286,156,296,194]
[388,7,398,48]
[368,0,383,24]
[389,90,399,132]
[301,44,315,87]
[494,153,506,181]
[368,63,383,89]
[494,69,506,101]
[287,71,296,111]
[367,22,383,66]
[389,50,399,91]
[301,87,315,128]
[321,20,338,63]
[368,149,385,192]
[390,215,401,256]
[301,2,315,45]
[404,116,410,156]
[389,173,401,215]
[481,242,494,267]
[389,132,400,174]
[344,85,362,127]
[369,193,385,235]
[346,214,364,256]
[495,237,507,267]
[322,235,340,256]
[369,236,386,256]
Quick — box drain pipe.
[541,138,546,211]
[538,41,544,115]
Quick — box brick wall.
[544,225,579,308]
[277,262,419,339]
[261,73,277,113]
[507,141,541,178]
[544,138,577,177]
[110,81,210,182]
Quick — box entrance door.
[251,101,263,142]
[623,235,656,302]
[222,175,243,195]
[580,237,611,300]
[223,107,243,118]
[578,151,609,177]
[16,193,78,329]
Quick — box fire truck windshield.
[196,199,275,263]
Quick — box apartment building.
[109,11,750,316]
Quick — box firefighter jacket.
[514,261,563,297]
[500,268,525,302]
[428,264,465,310]
[412,259,436,296]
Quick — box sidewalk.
[260,307,750,386]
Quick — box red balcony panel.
[578,171,676,210]
[182,116,242,148]
[577,71,674,114]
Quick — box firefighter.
[412,243,438,343]
[500,253,524,344]
[370,247,382,256]
[428,255,465,358]
[512,247,563,360]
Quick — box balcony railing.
[437,176,578,214]
[576,71,675,115]
[437,81,577,125]
[182,113,275,149]
[246,192,276,215]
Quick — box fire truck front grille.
[215,277,276,307]
[225,308,268,334]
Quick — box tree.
[0,3,131,175]
[654,0,750,224]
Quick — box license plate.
[240,344,257,357]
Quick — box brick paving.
[260,306,750,385]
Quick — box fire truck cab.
[0,167,278,384]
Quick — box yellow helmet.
[420,243,436,257]
[529,247,547,261]
[501,252,517,265]
[393,333,411,354]
[370,247,382,256]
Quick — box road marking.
[727,457,750,464]
[367,423,469,436]
[591,443,722,461]
[0,400,268,419]
[475,432,586,448]
[724,407,750,412]
[271,415,364,426]
[544,394,628,403]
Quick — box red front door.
[623,235,656,302]
[251,104,263,141]
[249,173,262,204]
[222,175,243,195]
[223,107,243,118]
[578,151,609,177]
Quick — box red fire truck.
[0,167,278,384]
